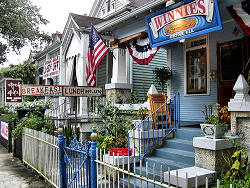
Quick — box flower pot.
[132,119,153,131]
[200,123,227,139]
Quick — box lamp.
[166,0,175,7]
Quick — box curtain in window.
[66,57,74,85]
[76,55,84,86]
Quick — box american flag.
[86,26,110,87]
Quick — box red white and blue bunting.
[227,0,250,35]
[127,37,160,65]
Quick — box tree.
[0,61,36,84]
[0,0,51,64]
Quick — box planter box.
[200,123,226,139]
[132,119,153,131]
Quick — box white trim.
[184,34,210,96]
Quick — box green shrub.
[12,113,54,139]
[213,144,250,187]
[94,99,133,151]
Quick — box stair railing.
[128,93,180,162]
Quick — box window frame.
[184,34,210,96]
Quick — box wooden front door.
[217,37,249,107]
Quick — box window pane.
[186,48,207,94]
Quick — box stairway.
[122,128,202,187]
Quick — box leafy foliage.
[137,107,149,120]
[0,0,51,63]
[13,100,50,109]
[0,61,37,84]
[63,124,74,146]
[214,145,250,187]
[153,66,172,93]
[94,99,133,151]
[202,104,230,128]
[12,113,54,139]
[125,91,147,104]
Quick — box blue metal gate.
[58,125,97,188]
[64,135,90,188]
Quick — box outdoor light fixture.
[179,39,185,43]
[166,0,175,7]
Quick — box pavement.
[0,144,51,188]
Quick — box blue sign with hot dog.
[145,0,222,47]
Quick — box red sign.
[20,85,63,96]
[1,121,8,140]
[43,56,60,79]
[5,80,22,103]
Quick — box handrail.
[128,93,180,162]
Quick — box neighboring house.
[91,0,249,122]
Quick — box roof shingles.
[70,13,104,28]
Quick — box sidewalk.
[0,144,51,188]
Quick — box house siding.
[170,0,245,122]
[97,59,107,92]
[131,48,168,99]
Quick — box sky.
[3,0,95,67]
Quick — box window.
[185,35,209,95]
[186,48,207,94]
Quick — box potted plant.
[153,66,172,93]
[201,104,230,139]
[132,107,153,131]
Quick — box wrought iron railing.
[128,93,180,162]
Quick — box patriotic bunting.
[127,37,160,65]
[227,0,250,35]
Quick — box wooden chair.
[148,93,170,129]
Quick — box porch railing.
[128,93,180,162]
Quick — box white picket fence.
[96,149,233,188]
[22,128,60,188]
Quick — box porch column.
[111,48,127,83]
[105,47,132,103]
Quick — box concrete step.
[163,138,194,152]
[143,156,192,172]
[174,128,201,141]
[164,166,216,187]
[152,147,195,165]
[120,175,165,188]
